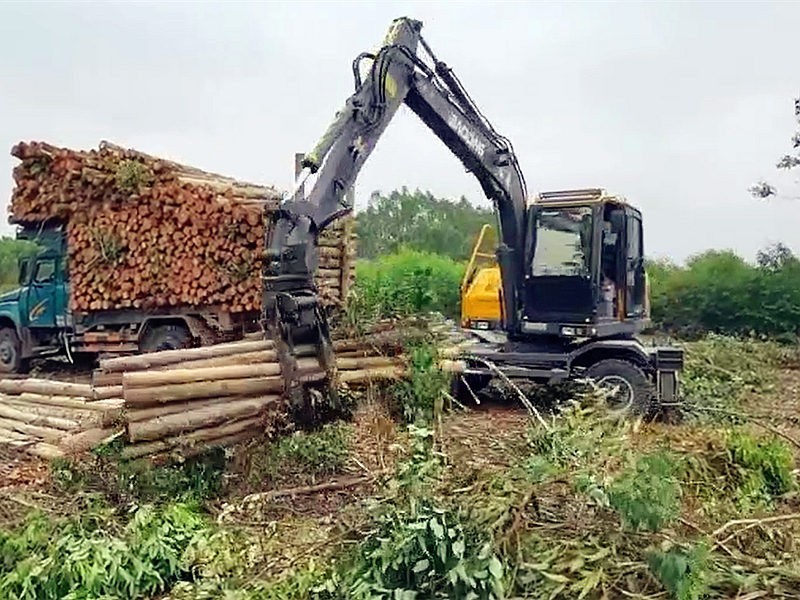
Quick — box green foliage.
[51,450,226,504]
[347,503,504,599]
[115,160,154,193]
[0,237,39,291]
[0,503,208,600]
[648,245,800,339]
[336,426,504,599]
[681,335,785,419]
[247,423,351,485]
[357,188,494,261]
[648,543,709,600]
[392,342,450,424]
[353,248,465,320]
[725,430,795,509]
[608,452,681,532]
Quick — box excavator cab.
[520,189,649,339]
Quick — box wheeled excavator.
[263,17,683,416]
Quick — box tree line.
[354,188,800,339]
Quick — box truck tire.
[140,324,192,353]
[0,327,23,374]
[585,359,654,417]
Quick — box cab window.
[34,259,56,284]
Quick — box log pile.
[0,319,470,462]
[10,141,356,313]
[0,379,123,459]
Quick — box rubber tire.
[140,324,192,353]
[0,327,23,374]
[585,358,655,417]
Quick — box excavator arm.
[263,17,528,407]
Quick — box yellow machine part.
[460,224,503,329]
[461,265,502,328]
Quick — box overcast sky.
[1,1,797,262]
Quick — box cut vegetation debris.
[1,333,799,600]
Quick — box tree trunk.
[123,415,263,457]
[127,394,278,442]
[123,362,281,389]
[124,376,283,407]
[99,339,273,372]
[0,403,79,431]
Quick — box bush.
[0,503,208,600]
[608,452,681,532]
[352,248,465,320]
[648,245,800,339]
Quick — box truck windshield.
[531,207,592,277]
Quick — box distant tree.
[751,96,800,198]
[355,187,495,260]
[757,242,797,271]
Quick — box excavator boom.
[263,17,528,406]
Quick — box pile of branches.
[10,141,355,313]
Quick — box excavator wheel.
[585,359,655,417]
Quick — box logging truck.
[0,224,261,373]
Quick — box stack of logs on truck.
[1,141,356,372]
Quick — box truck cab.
[0,224,260,373]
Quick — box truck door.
[26,257,58,328]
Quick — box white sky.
[1,0,798,262]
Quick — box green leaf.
[488,556,503,580]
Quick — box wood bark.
[124,376,283,407]
[99,339,273,372]
[0,417,64,443]
[0,379,93,398]
[127,395,277,442]
[0,403,79,431]
[122,416,262,459]
[123,362,281,388]
[60,427,120,454]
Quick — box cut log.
[338,366,405,383]
[0,398,101,426]
[15,392,102,411]
[0,426,30,441]
[127,394,278,442]
[124,376,283,407]
[121,416,261,460]
[0,379,93,398]
[126,396,231,422]
[0,404,80,431]
[164,349,277,371]
[60,427,121,454]
[93,386,124,400]
[99,339,273,372]
[336,356,398,370]
[123,362,281,389]
[28,443,65,460]
[0,417,64,443]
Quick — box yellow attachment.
[460,224,502,328]
[461,265,502,327]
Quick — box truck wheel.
[0,327,23,374]
[140,324,192,353]
[585,359,654,417]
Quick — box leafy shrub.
[392,342,450,424]
[681,335,784,418]
[608,452,681,532]
[51,450,226,503]
[726,430,795,508]
[247,423,351,485]
[0,237,39,292]
[648,245,800,339]
[0,503,208,600]
[353,248,465,320]
[647,543,709,600]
